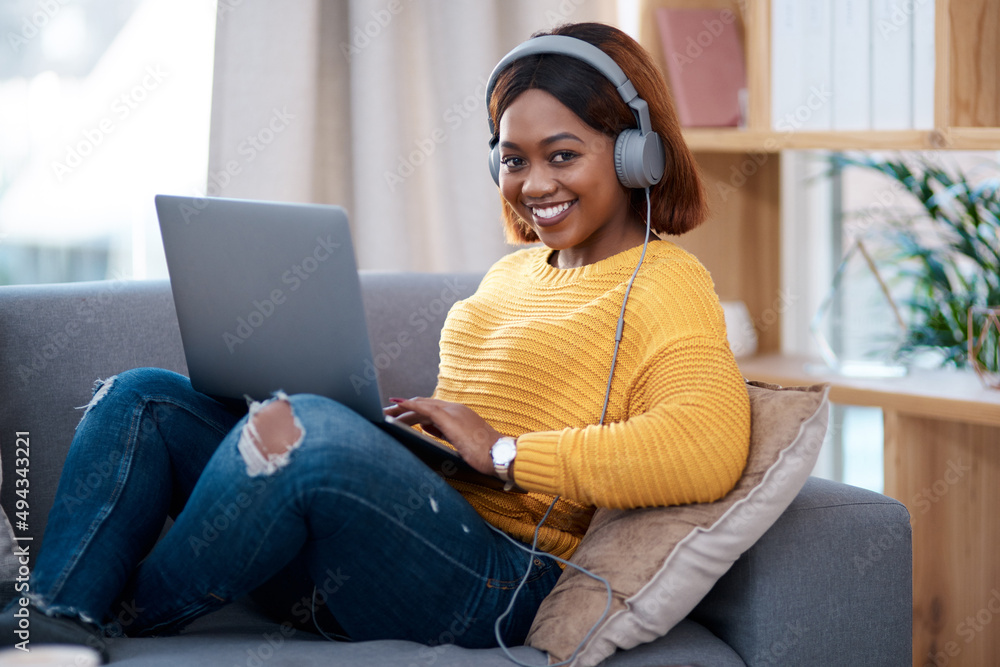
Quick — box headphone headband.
[485,35,653,139]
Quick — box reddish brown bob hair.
[489,22,707,244]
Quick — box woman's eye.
[501,156,525,169]
[551,151,577,163]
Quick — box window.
[0,0,216,285]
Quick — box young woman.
[2,21,749,659]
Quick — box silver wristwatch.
[490,436,518,484]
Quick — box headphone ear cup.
[489,142,502,186]
[614,130,666,189]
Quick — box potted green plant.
[832,153,1000,378]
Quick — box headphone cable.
[600,186,652,424]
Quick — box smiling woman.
[398,22,750,537]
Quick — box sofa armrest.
[691,476,912,667]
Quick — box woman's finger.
[387,400,447,439]
[383,403,407,417]
[388,409,423,426]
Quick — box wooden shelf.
[640,3,1000,664]
[638,0,1000,352]
[644,0,1000,152]
[946,126,1000,149]
[739,353,1000,428]
[682,127,1000,153]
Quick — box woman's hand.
[385,397,502,477]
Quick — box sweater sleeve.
[511,334,751,509]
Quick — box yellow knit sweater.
[434,240,750,560]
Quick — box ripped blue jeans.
[29,368,560,646]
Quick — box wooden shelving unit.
[681,127,1000,152]
[740,354,1000,428]
[637,2,1000,665]
[642,0,1000,151]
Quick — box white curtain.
[207,0,617,272]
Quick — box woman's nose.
[522,165,557,198]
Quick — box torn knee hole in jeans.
[75,375,117,428]
[237,391,305,477]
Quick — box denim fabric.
[29,368,560,647]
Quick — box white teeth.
[532,201,572,219]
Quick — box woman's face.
[497,88,643,268]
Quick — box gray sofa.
[0,273,912,666]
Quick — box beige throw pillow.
[526,380,831,667]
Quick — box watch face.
[492,438,517,465]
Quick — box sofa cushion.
[357,272,482,402]
[526,381,830,667]
[100,598,548,667]
[98,600,742,667]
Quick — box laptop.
[155,194,522,493]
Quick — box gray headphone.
[485,34,666,190]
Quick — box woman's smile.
[529,199,576,226]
